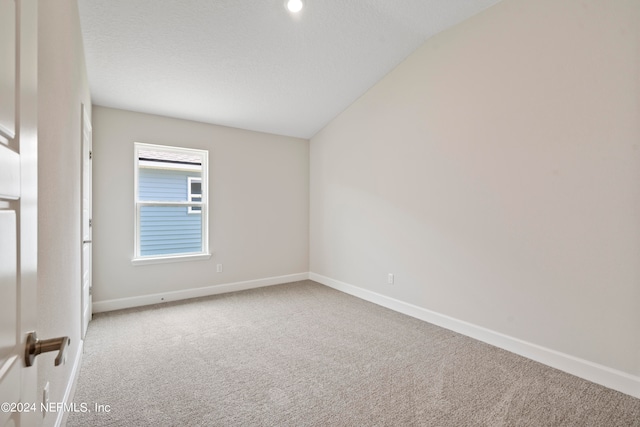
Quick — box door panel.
[0,1,38,426]
[0,145,19,199]
[0,212,17,366]
[81,242,92,338]
[81,105,91,244]
[81,104,92,338]
[0,212,19,427]
[0,0,16,140]
[0,357,20,427]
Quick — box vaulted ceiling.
[78,0,502,139]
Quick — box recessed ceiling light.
[286,0,303,13]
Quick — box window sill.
[131,253,212,266]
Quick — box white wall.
[310,0,640,380]
[92,106,309,304]
[38,0,92,425]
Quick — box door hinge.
[89,287,92,296]
[89,150,92,160]
[89,218,92,227]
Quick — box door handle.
[24,332,70,367]
[83,240,92,244]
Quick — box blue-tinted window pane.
[139,168,201,202]
[139,206,202,256]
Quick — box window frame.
[132,142,210,265]
[187,176,202,214]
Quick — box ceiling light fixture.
[286,0,303,13]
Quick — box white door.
[81,104,93,339]
[0,0,39,426]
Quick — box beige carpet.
[67,280,639,426]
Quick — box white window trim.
[131,253,211,266]
[133,142,210,264]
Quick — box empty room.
[1,0,638,426]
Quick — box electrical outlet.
[216,264,223,273]
[387,273,394,284]
[43,381,50,412]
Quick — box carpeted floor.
[67,280,640,426]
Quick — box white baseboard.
[92,272,309,313]
[57,340,84,427]
[310,272,640,399]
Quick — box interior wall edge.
[92,272,310,313]
[55,341,83,427]
[309,272,640,399]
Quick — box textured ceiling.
[78,0,501,139]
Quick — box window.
[187,177,202,214]
[133,142,209,264]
